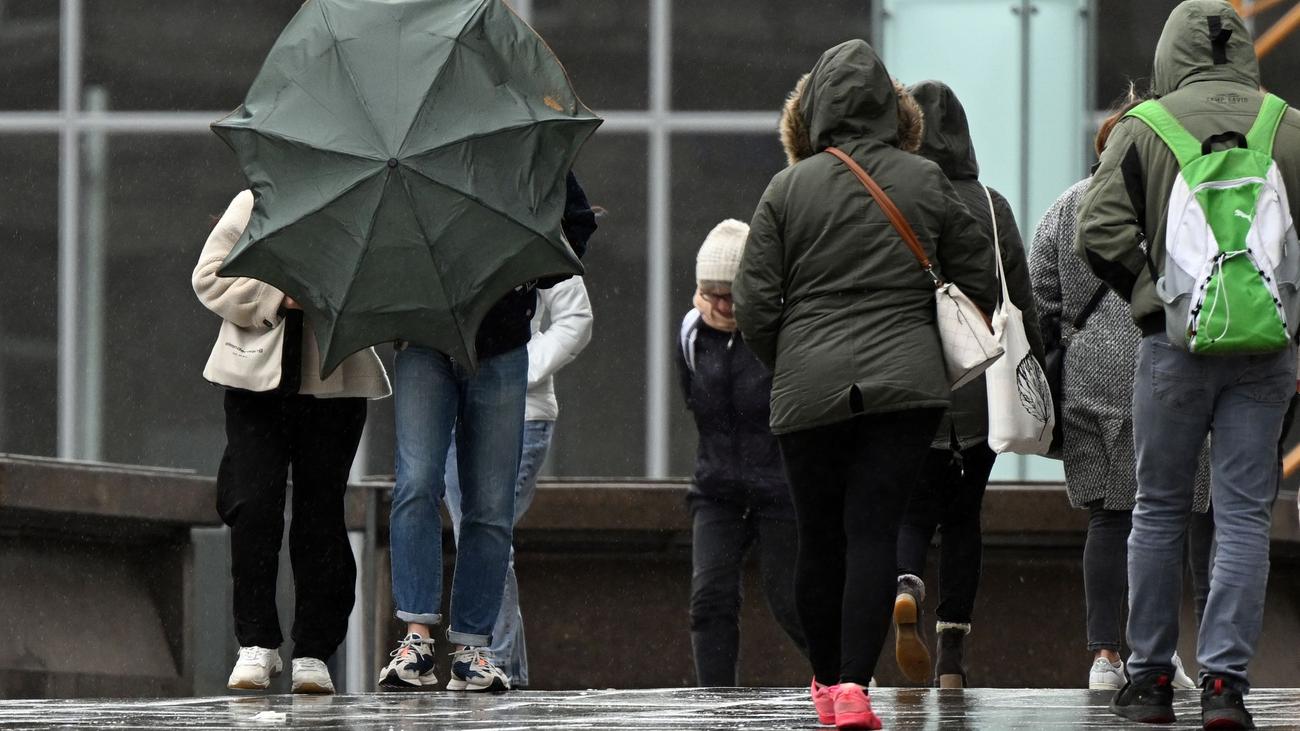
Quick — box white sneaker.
[1171,653,1195,690]
[447,646,511,691]
[227,646,283,691]
[1088,657,1124,690]
[291,658,335,694]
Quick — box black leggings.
[896,443,998,625]
[1084,501,1214,652]
[778,408,943,687]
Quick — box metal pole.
[645,0,672,478]
[1016,0,1035,481]
[82,85,108,462]
[344,530,365,692]
[57,0,83,460]
[362,486,379,691]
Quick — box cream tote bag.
[825,147,1003,389]
[203,313,301,393]
[982,186,1055,454]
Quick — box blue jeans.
[1128,334,1294,689]
[445,419,554,687]
[389,345,528,646]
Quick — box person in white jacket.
[193,190,390,695]
[443,275,593,689]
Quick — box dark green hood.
[909,80,979,181]
[780,40,923,166]
[1153,0,1259,97]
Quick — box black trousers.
[216,389,367,661]
[689,497,806,686]
[896,443,997,625]
[778,408,943,687]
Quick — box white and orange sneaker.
[378,633,438,690]
[447,646,510,692]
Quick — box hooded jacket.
[1077,0,1300,331]
[733,40,999,435]
[910,80,1044,449]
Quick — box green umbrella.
[212,0,600,376]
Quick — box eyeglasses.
[700,292,733,305]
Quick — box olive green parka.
[1077,0,1300,330]
[734,40,999,435]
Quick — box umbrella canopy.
[213,0,601,376]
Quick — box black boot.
[934,623,970,689]
[1201,675,1255,730]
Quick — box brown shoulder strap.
[824,146,941,284]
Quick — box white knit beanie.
[695,219,749,285]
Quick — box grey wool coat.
[1029,179,1209,512]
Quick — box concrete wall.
[3,457,1299,698]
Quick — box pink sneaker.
[833,683,883,730]
[811,677,838,725]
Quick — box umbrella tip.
[387,158,399,169]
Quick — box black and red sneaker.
[1109,672,1176,724]
[1201,675,1255,730]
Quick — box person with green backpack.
[1077,2,1300,728]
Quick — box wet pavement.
[0,688,1297,729]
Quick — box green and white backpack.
[1126,93,1300,354]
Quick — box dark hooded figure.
[734,40,997,729]
[891,80,1043,690]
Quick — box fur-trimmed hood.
[779,40,923,166]
[909,80,979,181]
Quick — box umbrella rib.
[241,126,384,164]
[401,116,597,161]
[397,0,491,158]
[328,171,395,338]
[402,162,554,243]
[318,1,392,157]
[392,169,476,359]
[254,167,388,245]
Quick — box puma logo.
[1235,209,1254,223]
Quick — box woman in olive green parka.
[733,40,998,727]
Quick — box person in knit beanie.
[693,219,748,332]
[677,218,807,687]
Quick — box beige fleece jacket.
[193,190,391,399]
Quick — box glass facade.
[0,1,59,110]
[0,135,58,456]
[4,0,1298,481]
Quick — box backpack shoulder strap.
[679,309,702,373]
[1246,93,1289,159]
[1125,100,1201,169]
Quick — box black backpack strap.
[1072,283,1110,331]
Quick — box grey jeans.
[1128,333,1295,689]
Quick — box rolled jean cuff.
[1087,641,1121,652]
[447,628,491,647]
[396,610,442,625]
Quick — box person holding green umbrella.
[208,0,600,693]
[379,173,595,692]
